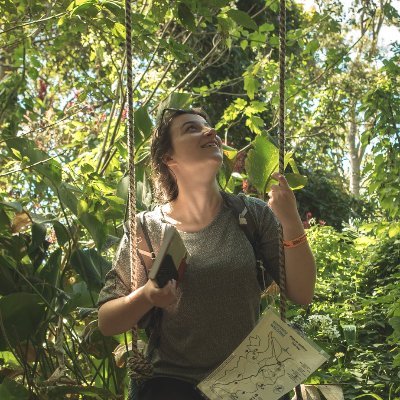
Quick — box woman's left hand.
[267,172,300,226]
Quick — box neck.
[164,175,223,230]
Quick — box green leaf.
[102,1,125,19]
[305,39,319,53]
[177,3,196,31]
[6,138,61,186]
[388,223,400,238]
[69,0,99,16]
[0,293,46,351]
[0,256,18,295]
[111,22,125,39]
[116,175,129,201]
[244,75,259,100]
[240,40,248,50]
[222,144,238,161]
[354,394,384,400]
[28,223,47,254]
[259,23,275,32]
[227,9,258,31]
[159,92,192,114]
[37,249,61,288]
[245,135,278,193]
[52,221,70,247]
[79,212,107,250]
[57,183,79,215]
[0,377,30,400]
[269,35,279,47]
[69,249,111,291]
[341,324,357,345]
[77,199,89,217]
[0,201,23,213]
[389,316,400,332]
[285,173,308,190]
[61,282,93,314]
[134,106,153,139]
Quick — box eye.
[186,124,199,132]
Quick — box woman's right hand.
[143,279,178,309]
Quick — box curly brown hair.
[150,107,212,203]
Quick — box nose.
[204,126,222,146]
[204,126,217,136]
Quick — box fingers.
[148,279,178,308]
[271,172,290,189]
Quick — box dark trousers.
[131,377,292,400]
[135,377,205,400]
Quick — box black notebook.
[148,224,188,288]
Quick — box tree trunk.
[346,103,361,196]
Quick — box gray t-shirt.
[97,195,281,384]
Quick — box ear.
[162,154,176,167]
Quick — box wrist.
[280,214,303,232]
[126,285,153,308]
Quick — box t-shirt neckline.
[158,196,229,235]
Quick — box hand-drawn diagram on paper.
[197,308,329,400]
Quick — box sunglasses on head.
[157,107,193,127]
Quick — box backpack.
[219,191,273,292]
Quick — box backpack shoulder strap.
[221,191,270,291]
[221,191,258,251]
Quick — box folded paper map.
[198,308,329,400]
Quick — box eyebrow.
[181,120,210,131]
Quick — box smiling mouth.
[201,142,219,148]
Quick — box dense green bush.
[294,221,400,399]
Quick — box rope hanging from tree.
[125,0,153,382]
[278,0,288,323]
[123,0,292,392]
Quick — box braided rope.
[278,0,287,323]
[125,0,153,379]
[278,3,304,399]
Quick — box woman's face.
[164,113,223,172]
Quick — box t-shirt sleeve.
[97,231,149,309]
[244,196,281,286]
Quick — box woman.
[97,108,316,399]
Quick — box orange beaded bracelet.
[283,232,308,248]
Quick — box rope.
[125,0,153,382]
[278,0,287,323]
[278,6,304,399]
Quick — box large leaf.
[245,136,304,193]
[69,249,111,291]
[0,377,30,400]
[134,106,153,142]
[80,212,107,250]
[0,255,18,295]
[158,92,192,116]
[52,221,70,247]
[285,173,308,190]
[28,222,47,254]
[57,183,80,215]
[60,281,95,315]
[177,2,196,31]
[245,135,278,193]
[0,293,46,350]
[6,138,61,185]
[57,183,106,249]
[37,249,61,288]
[227,9,258,30]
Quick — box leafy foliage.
[0,0,398,398]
